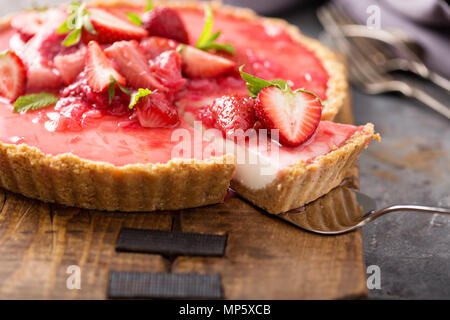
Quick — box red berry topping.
[11,9,67,41]
[209,94,256,137]
[83,8,148,44]
[0,51,26,101]
[139,36,178,60]
[142,7,189,44]
[255,86,322,147]
[85,41,126,92]
[135,92,179,128]
[178,45,235,78]
[149,50,186,92]
[54,47,86,85]
[105,40,166,91]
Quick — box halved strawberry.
[82,8,148,44]
[0,50,26,101]
[209,94,256,137]
[142,7,189,44]
[135,92,179,128]
[139,36,178,60]
[54,47,86,85]
[105,40,166,91]
[85,41,125,92]
[255,86,322,147]
[11,9,67,41]
[178,45,235,78]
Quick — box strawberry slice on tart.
[85,40,125,92]
[0,50,26,101]
[142,7,190,44]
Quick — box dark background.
[1,0,449,300]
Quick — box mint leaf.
[58,1,95,47]
[146,0,154,12]
[239,66,324,105]
[14,93,59,113]
[129,88,152,109]
[126,12,142,26]
[239,66,274,97]
[196,5,235,54]
[62,28,82,47]
[108,77,130,104]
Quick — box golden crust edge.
[231,124,379,214]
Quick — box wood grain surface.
[0,95,368,300]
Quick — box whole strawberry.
[209,94,256,137]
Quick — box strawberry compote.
[0,4,330,167]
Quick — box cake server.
[277,187,450,235]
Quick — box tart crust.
[0,0,351,212]
[231,124,379,214]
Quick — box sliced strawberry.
[83,8,148,44]
[0,51,26,101]
[195,105,217,129]
[140,36,178,60]
[209,94,256,137]
[105,40,165,91]
[11,9,67,41]
[142,7,189,44]
[85,41,125,92]
[178,45,235,78]
[255,86,322,147]
[135,92,179,128]
[54,47,86,85]
[149,50,186,92]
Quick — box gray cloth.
[335,0,450,79]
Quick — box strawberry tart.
[0,0,377,213]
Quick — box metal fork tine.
[318,6,384,85]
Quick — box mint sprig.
[108,76,131,104]
[146,0,153,12]
[57,2,96,47]
[129,88,152,109]
[126,12,142,26]
[239,66,324,105]
[196,5,235,54]
[14,93,59,113]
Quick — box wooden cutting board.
[0,95,368,300]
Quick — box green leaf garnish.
[126,12,142,26]
[108,76,131,104]
[129,88,153,109]
[57,2,96,47]
[239,66,324,105]
[146,0,154,12]
[14,93,59,113]
[196,5,235,55]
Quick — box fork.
[317,5,450,120]
[320,3,450,92]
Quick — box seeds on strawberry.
[255,86,322,147]
[83,8,148,44]
[209,94,256,137]
[85,41,126,92]
[105,40,166,91]
[0,50,26,101]
[178,45,235,78]
[142,7,189,44]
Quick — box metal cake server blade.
[277,187,450,235]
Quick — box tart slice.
[0,1,375,213]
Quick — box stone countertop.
[2,0,449,300]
